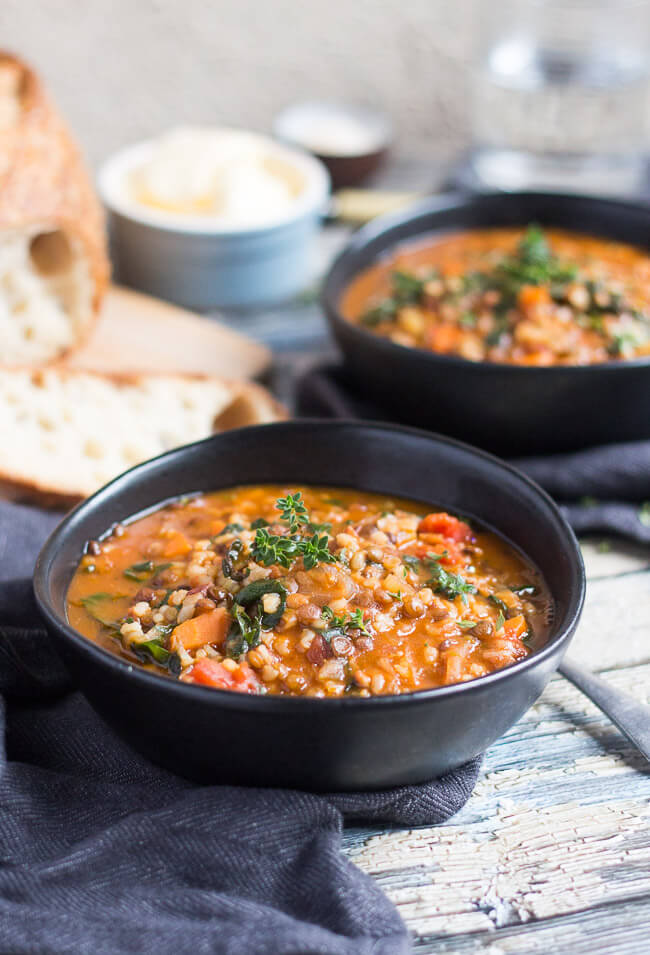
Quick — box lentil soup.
[67,485,552,697]
[342,225,650,365]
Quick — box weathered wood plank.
[564,570,650,670]
[581,539,650,581]
[343,659,650,948]
[414,895,650,953]
[351,794,649,945]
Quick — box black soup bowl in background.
[34,420,585,791]
[322,192,650,455]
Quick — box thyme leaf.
[300,532,336,570]
[251,529,300,569]
[322,605,371,636]
[252,493,337,571]
[425,555,476,601]
[276,492,309,533]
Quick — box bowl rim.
[322,189,650,374]
[97,132,331,236]
[34,419,585,713]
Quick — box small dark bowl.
[34,420,584,791]
[322,192,650,455]
[317,148,389,190]
[273,101,392,189]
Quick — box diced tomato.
[411,537,465,567]
[417,512,473,543]
[229,662,262,691]
[171,607,230,652]
[186,658,261,693]
[502,615,528,642]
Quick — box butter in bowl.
[98,126,330,308]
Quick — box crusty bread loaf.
[0,367,284,508]
[0,53,109,365]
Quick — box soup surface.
[342,225,650,365]
[67,485,552,697]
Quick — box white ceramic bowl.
[97,137,330,308]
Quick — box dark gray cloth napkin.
[0,499,480,955]
[296,365,650,546]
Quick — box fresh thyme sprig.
[300,532,335,570]
[251,492,337,571]
[322,605,371,636]
[251,528,300,569]
[360,268,439,326]
[495,224,577,294]
[276,492,309,533]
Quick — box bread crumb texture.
[0,369,233,499]
[0,228,93,363]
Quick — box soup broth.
[67,485,552,697]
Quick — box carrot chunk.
[417,512,473,542]
[427,324,463,353]
[186,658,261,693]
[517,284,551,311]
[171,607,230,651]
[157,529,192,559]
[502,614,528,641]
[518,350,555,366]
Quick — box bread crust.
[0,52,109,348]
[0,366,286,510]
[0,475,82,512]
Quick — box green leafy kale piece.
[123,561,171,582]
[222,538,250,582]
[234,579,287,629]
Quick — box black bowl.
[322,191,650,455]
[34,420,584,790]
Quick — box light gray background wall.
[0,0,479,167]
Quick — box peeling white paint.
[352,799,650,937]
[344,556,650,950]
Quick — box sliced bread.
[0,53,109,365]
[0,367,283,508]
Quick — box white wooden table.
[343,540,650,953]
